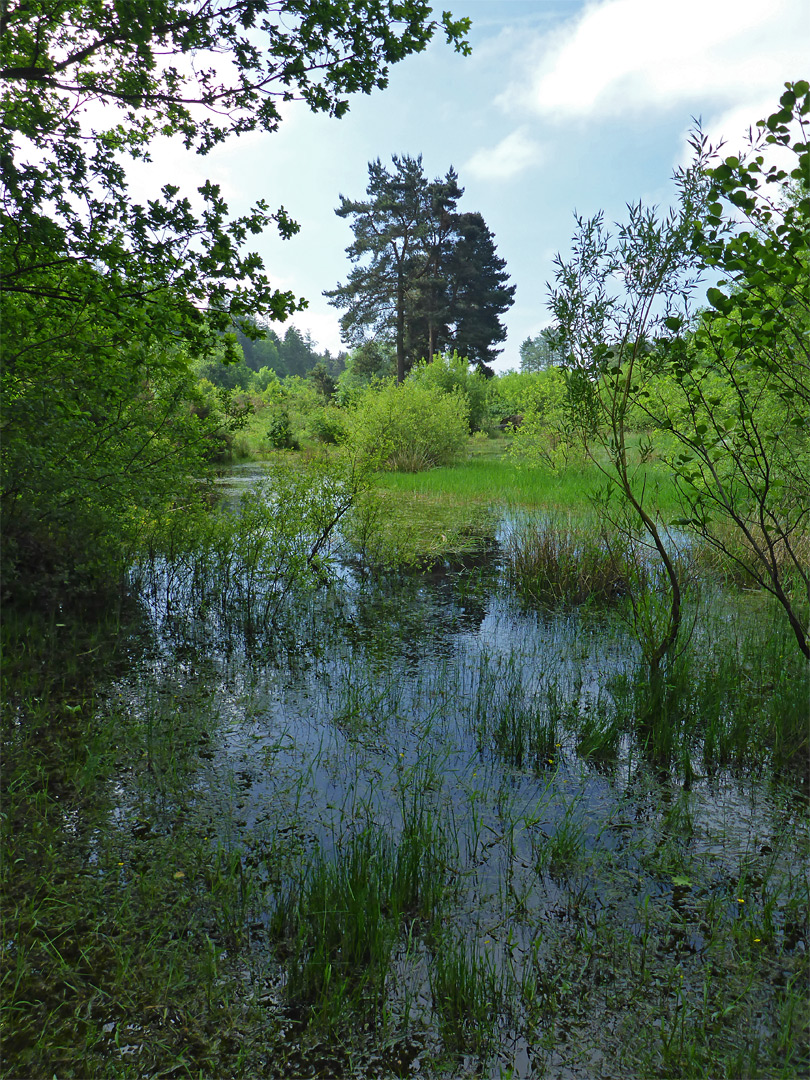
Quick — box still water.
[104,464,808,1076]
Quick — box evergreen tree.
[280,326,320,377]
[519,328,566,373]
[326,157,513,380]
[325,156,460,382]
[442,212,515,375]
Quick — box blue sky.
[132,0,809,371]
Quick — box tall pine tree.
[326,157,513,379]
[441,212,515,376]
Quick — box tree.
[548,166,710,678]
[550,80,809,664]
[237,322,284,373]
[440,212,515,375]
[519,328,566,373]
[1,1,470,594]
[408,350,489,431]
[325,155,463,382]
[326,156,513,379]
[307,361,337,401]
[647,82,810,659]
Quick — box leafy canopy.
[0,0,470,596]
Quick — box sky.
[132,0,809,372]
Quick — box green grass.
[505,513,641,608]
[377,442,684,518]
[429,934,508,1055]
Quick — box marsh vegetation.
[3,52,808,1079]
[3,450,808,1078]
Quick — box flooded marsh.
[2,475,808,1079]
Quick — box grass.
[346,485,497,569]
[377,438,684,517]
[504,513,641,608]
[429,934,508,1055]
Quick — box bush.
[308,405,350,445]
[348,380,469,471]
[263,407,298,449]
[508,366,585,470]
[407,351,488,431]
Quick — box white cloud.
[507,0,809,121]
[288,304,345,355]
[464,127,543,181]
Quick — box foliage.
[137,449,375,622]
[424,210,515,374]
[519,327,566,373]
[1,0,470,346]
[307,361,337,401]
[407,350,489,430]
[235,323,341,379]
[308,404,350,445]
[0,0,469,596]
[548,150,711,674]
[262,406,299,450]
[655,82,810,658]
[193,340,256,391]
[1,339,241,601]
[548,83,810,662]
[347,379,470,472]
[509,366,585,469]
[485,369,539,421]
[326,155,514,380]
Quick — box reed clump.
[505,515,641,608]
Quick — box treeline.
[197,324,347,390]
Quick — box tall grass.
[472,652,559,771]
[270,803,455,1033]
[429,935,508,1055]
[505,514,641,608]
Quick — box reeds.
[505,514,640,608]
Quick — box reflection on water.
[98,469,809,1076]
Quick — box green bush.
[308,404,350,444]
[407,351,488,431]
[348,380,469,471]
[263,406,298,449]
[509,366,585,470]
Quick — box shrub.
[407,351,488,431]
[263,406,298,449]
[348,380,469,471]
[308,404,350,445]
[508,366,585,470]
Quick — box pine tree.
[442,212,515,375]
[325,156,449,383]
[519,328,566,373]
[326,158,513,380]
